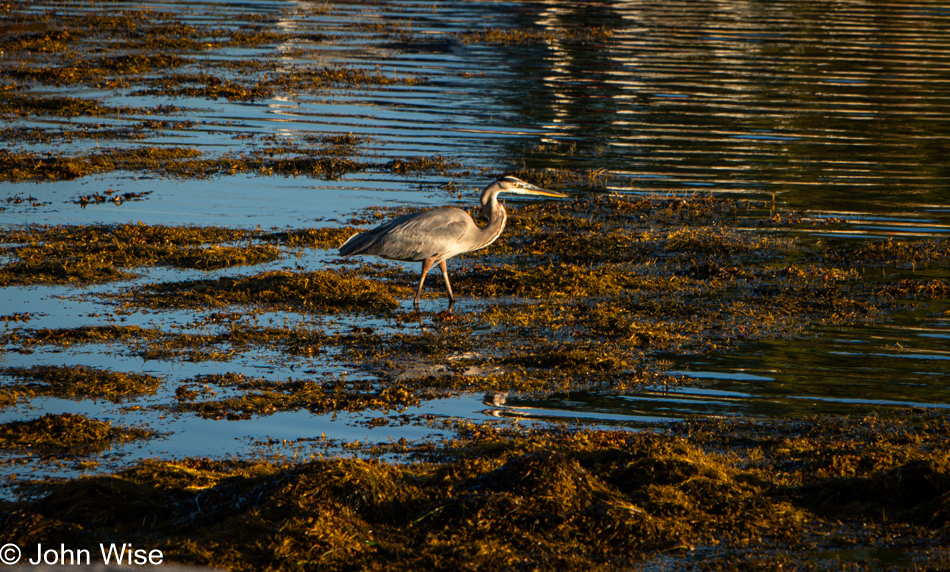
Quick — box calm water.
[1,0,948,480]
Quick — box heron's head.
[483,176,569,205]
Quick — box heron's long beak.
[513,181,569,198]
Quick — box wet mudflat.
[1,1,949,570]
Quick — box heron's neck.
[478,190,507,249]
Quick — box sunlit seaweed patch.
[0,91,134,120]
[825,237,950,268]
[1,9,289,58]
[3,414,949,570]
[303,132,372,151]
[452,265,881,353]
[0,324,309,364]
[463,262,656,299]
[131,66,426,102]
[0,312,34,326]
[121,269,400,314]
[4,8,329,58]
[260,227,360,249]
[0,147,203,182]
[0,145,465,182]
[133,324,344,363]
[509,167,615,191]
[0,85,188,121]
[385,155,462,175]
[4,54,193,89]
[75,189,153,207]
[168,372,420,420]
[1,322,344,360]
[0,365,163,404]
[0,224,282,285]
[0,123,164,144]
[0,413,157,455]
[880,278,950,300]
[1,325,164,349]
[492,195,793,266]
[456,25,615,46]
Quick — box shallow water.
[1,0,949,485]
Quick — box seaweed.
[0,365,163,403]
[3,416,949,570]
[0,413,156,455]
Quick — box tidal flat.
[1,0,949,570]
[2,194,948,569]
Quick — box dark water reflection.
[1,0,948,466]
[397,0,950,423]
[491,0,950,225]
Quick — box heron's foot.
[446,297,456,312]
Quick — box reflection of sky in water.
[3,175,455,228]
[1,0,949,487]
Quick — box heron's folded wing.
[340,208,471,262]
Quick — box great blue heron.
[339,176,569,308]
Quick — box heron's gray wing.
[339,208,473,262]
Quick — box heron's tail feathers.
[338,231,368,255]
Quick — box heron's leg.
[415,257,436,307]
[438,260,455,309]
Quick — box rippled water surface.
[1,0,948,481]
